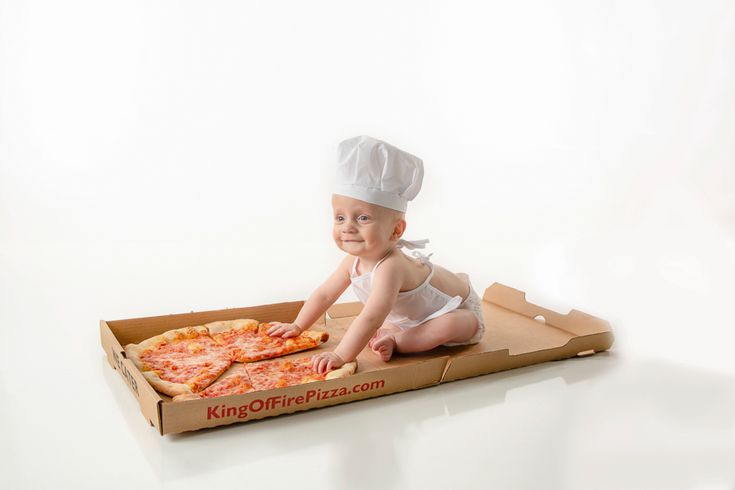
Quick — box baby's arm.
[267,255,353,337]
[323,259,403,368]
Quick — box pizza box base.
[100,282,614,435]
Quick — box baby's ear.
[391,217,407,240]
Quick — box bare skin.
[368,309,478,361]
[267,194,480,373]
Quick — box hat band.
[333,184,408,213]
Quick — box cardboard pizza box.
[100,282,614,435]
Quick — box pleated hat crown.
[333,135,424,213]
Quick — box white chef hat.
[333,135,424,213]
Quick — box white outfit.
[349,239,486,347]
[332,137,484,345]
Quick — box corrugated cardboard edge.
[440,282,615,383]
[483,282,613,337]
[327,301,363,319]
[159,357,447,435]
[100,320,164,434]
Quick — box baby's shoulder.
[373,252,404,272]
[373,251,416,282]
[336,254,358,276]
[370,254,408,290]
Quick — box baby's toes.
[370,341,384,358]
[378,347,391,362]
[371,335,394,361]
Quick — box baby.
[267,135,486,374]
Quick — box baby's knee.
[445,310,480,343]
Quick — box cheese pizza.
[206,319,329,362]
[173,364,255,401]
[125,319,352,400]
[124,326,233,397]
[246,355,357,391]
[172,355,358,402]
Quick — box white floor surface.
[1,233,734,490]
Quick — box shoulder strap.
[351,257,359,276]
[417,261,435,288]
[371,248,394,273]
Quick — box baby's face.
[331,194,405,258]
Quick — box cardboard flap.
[100,320,164,433]
[100,320,125,369]
[121,358,164,433]
[442,349,511,382]
[442,283,614,383]
[327,301,363,319]
[484,282,611,337]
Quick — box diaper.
[442,279,486,347]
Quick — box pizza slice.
[124,326,233,397]
[206,319,329,363]
[172,364,255,402]
[245,355,357,391]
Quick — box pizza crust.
[205,319,259,335]
[135,325,210,352]
[326,361,357,380]
[124,343,146,372]
[142,371,194,397]
[172,393,200,402]
[300,329,329,344]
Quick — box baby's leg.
[371,310,479,361]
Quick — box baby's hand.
[311,352,345,374]
[267,322,303,338]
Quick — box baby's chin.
[337,240,398,259]
[337,239,364,251]
[338,239,378,256]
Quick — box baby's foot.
[371,334,396,362]
[368,327,390,349]
[368,330,380,349]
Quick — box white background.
[1,1,734,489]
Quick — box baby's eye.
[335,215,345,223]
[357,215,370,223]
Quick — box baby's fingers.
[311,354,322,372]
[317,358,328,374]
[267,323,291,337]
[311,355,327,374]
